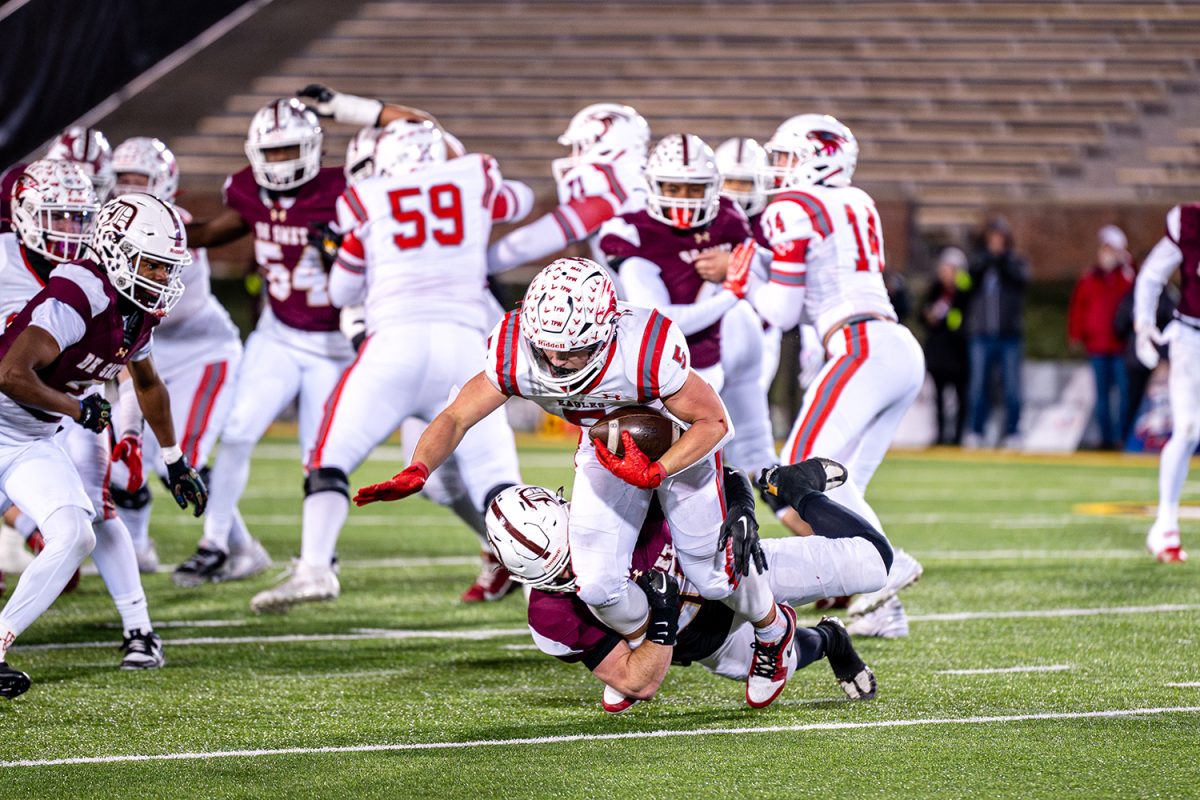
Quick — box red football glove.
[722,239,756,299]
[594,431,667,489]
[353,462,429,506]
[111,435,144,493]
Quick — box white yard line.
[916,549,1143,561]
[1166,682,1200,688]
[938,665,1073,675]
[3,706,1197,768]
[906,603,1200,623]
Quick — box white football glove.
[296,84,383,127]
[1134,324,1165,370]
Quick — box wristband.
[162,445,183,465]
[332,94,384,127]
[409,461,430,479]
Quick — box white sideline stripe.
[1166,682,1200,688]
[15,604,1200,653]
[906,603,1200,623]
[101,620,250,629]
[4,707,1198,768]
[918,549,1143,561]
[11,628,529,653]
[938,664,1072,675]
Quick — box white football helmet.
[91,193,190,316]
[484,485,574,592]
[373,120,447,177]
[344,126,381,186]
[442,129,466,159]
[112,137,180,202]
[46,126,115,201]
[244,98,323,191]
[760,114,858,193]
[552,103,650,182]
[644,134,722,230]
[714,137,768,217]
[520,257,619,394]
[10,159,100,264]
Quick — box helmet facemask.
[245,99,323,191]
[92,194,190,317]
[484,486,576,593]
[645,134,721,230]
[759,117,858,194]
[11,160,100,264]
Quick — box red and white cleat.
[1147,525,1188,564]
[601,685,639,714]
[746,603,797,709]
[461,550,517,603]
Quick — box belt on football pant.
[822,313,896,351]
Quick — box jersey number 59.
[387,183,465,250]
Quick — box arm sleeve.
[29,298,86,351]
[330,231,368,308]
[620,257,738,336]
[746,273,805,330]
[116,376,144,438]
[1134,235,1182,331]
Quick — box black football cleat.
[0,661,31,699]
[817,616,876,700]
[758,458,848,505]
[172,546,228,588]
[119,629,165,670]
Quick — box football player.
[356,257,799,709]
[102,138,261,578]
[486,458,886,711]
[487,103,650,276]
[0,126,115,235]
[599,134,777,483]
[1133,202,1200,563]
[173,98,355,585]
[249,120,527,612]
[728,114,925,637]
[0,192,207,698]
[2,162,185,668]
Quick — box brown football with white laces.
[587,405,682,462]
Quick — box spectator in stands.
[921,247,971,445]
[1067,225,1136,449]
[965,216,1030,448]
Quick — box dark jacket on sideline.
[966,248,1030,338]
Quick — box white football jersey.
[0,233,49,324]
[555,158,647,264]
[485,302,689,429]
[755,184,896,339]
[335,153,506,334]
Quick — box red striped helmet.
[485,485,574,592]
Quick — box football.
[587,405,683,461]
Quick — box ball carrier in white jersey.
[1133,202,1200,563]
[731,114,926,638]
[356,258,800,708]
[0,193,207,698]
[250,121,526,613]
[0,163,177,672]
[101,138,258,578]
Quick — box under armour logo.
[270,208,287,222]
[115,347,128,358]
[694,231,711,244]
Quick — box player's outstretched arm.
[353,372,508,505]
[185,209,250,250]
[128,356,207,516]
[0,327,90,422]
[658,370,731,476]
[297,84,440,128]
[591,571,679,700]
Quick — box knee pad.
[575,577,625,609]
[304,467,349,498]
[44,505,97,560]
[109,482,151,511]
[482,482,516,510]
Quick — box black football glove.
[718,469,767,581]
[167,456,208,518]
[308,222,343,269]
[636,570,679,647]
[77,394,112,433]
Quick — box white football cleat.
[250,560,339,614]
[746,603,797,709]
[848,548,923,618]
[1146,523,1188,563]
[119,629,165,670]
[223,538,273,582]
[847,597,909,639]
[601,684,639,714]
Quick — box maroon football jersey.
[0,259,157,425]
[748,211,771,250]
[0,163,27,235]
[222,165,344,333]
[600,196,752,369]
[1174,203,1200,318]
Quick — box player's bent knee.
[109,483,151,511]
[304,467,350,498]
[576,578,627,609]
[43,505,97,560]
[693,576,734,602]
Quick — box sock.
[720,567,776,627]
[227,509,253,552]
[755,604,788,643]
[1156,426,1197,531]
[91,517,152,634]
[202,440,256,552]
[449,493,487,541]
[115,500,153,554]
[794,626,827,669]
[300,491,348,570]
[0,506,94,639]
[0,626,14,661]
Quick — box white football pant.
[1155,322,1200,532]
[720,301,778,477]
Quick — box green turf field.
[2,434,1198,798]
